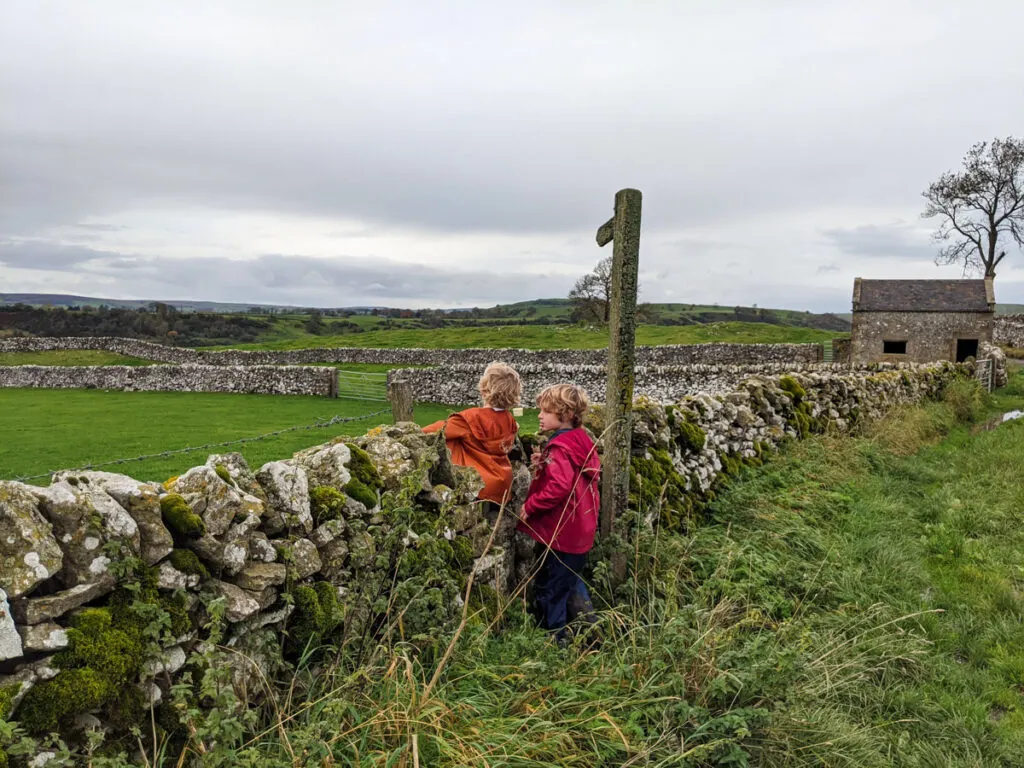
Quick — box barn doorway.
[955,338,979,362]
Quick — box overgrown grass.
[0,389,539,483]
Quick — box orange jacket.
[423,407,519,505]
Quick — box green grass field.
[0,389,540,483]
[216,321,841,352]
[0,350,152,366]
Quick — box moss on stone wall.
[168,547,210,580]
[676,421,707,453]
[344,443,384,509]
[310,486,347,525]
[160,493,206,539]
[286,581,344,657]
[630,450,692,529]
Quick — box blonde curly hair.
[478,362,522,410]
[536,383,589,427]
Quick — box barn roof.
[853,278,994,313]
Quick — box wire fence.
[12,406,390,483]
[337,370,388,401]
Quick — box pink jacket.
[518,428,601,554]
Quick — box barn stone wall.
[850,311,994,364]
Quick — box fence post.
[388,378,414,422]
[595,188,642,540]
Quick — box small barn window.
[883,340,907,354]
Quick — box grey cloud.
[2,2,1024,239]
[816,264,840,274]
[73,223,127,232]
[822,222,937,261]
[0,239,571,306]
[0,240,122,272]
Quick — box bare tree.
[568,257,614,322]
[922,136,1024,278]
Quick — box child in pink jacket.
[518,383,600,639]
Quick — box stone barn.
[850,278,995,365]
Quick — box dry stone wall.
[0,360,970,753]
[0,364,337,397]
[0,336,823,367]
[393,361,868,405]
[995,314,1024,348]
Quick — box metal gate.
[975,358,994,393]
[336,370,387,401]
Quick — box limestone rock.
[12,577,114,624]
[472,546,513,593]
[54,471,173,565]
[234,563,287,592]
[143,645,187,676]
[33,480,140,586]
[256,460,312,534]
[0,668,36,718]
[293,443,352,490]
[157,561,201,590]
[0,588,24,661]
[248,532,278,563]
[205,453,266,500]
[274,538,322,580]
[210,580,262,623]
[0,481,63,598]
[169,466,263,538]
[452,465,485,504]
[18,621,68,653]
[452,503,481,532]
[191,535,249,576]
[355,433,415,492]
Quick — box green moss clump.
[17,608,144,734]
[0,683,19,720]
[213,464,233,485]
[168,548,210,581]
[630,450,692,530]
[287,581,344,657]
[779,375,807,403]
[789,402,816,439]
[676,421,707,453]
[160,493,205,539]
[345,443,384,491]
[451,535,475,571]
[720,452,743,478]
[344,478,378,510]
[310,486,347,525]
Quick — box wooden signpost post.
[595,188,642,538]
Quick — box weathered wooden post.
[596,188,642,538]
[388,378,414,422]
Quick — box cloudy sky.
[2,1,1023,311]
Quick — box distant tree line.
[0,304,273,346]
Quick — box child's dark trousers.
[532,548,593,637]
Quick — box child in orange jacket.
[423,362,522,506]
